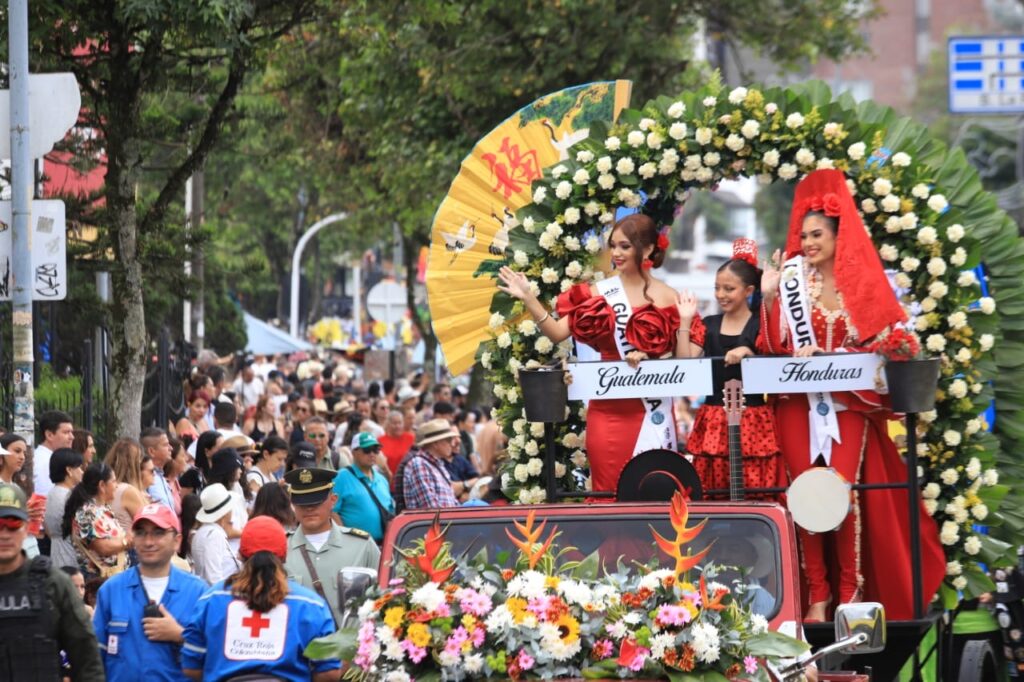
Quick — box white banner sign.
[740,353,886,394]
[567,357,713,401]
[0,200,67,301]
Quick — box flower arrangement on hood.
[476,76,1013,599]
[309,492,807,681]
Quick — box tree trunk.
[402,232,438,378]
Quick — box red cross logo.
[241,610,271,637]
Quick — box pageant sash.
[595,276,677,455]
[779,255,841,466]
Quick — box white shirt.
[304,530,330,551]
[140,574,170,604]
[227,482,248,553]
[231,376,265,410]
[33,444,53,495]
[190,523,240,585]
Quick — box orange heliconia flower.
[649,491,711,579]
[405,519,456,583]
[506,510,557,570]
[699,575,727,611]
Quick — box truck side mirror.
[336,567,378,628]
[834,602,886,654]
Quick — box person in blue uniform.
[181,515,341,682]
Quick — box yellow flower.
[383,606,406,630]
[461,614,477,630]
[545,575,560,590]
[553,612,581,643]
[506,597,529,624]
[406,623,431,648]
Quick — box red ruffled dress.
[687,313,781,500]
[556,283,681,493]
[759,296,945,621]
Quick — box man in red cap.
[93,503,208,681]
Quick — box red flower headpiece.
[656,227,670,250]
[732,238,758,267]
[783,169,906,339]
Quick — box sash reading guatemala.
[595,276,677,455]
[777,255,841,466]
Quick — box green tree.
[9,0,319,436]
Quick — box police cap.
[284,467,335,506]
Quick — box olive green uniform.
[284,523,380,626]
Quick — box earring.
[642,258,653,270]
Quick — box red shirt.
[379,432,416,485]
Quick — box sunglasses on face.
[296,406,310,412]
[0,518,25,531]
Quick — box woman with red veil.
[759,169,945,622]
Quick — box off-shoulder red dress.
[759,296,945,621]
[556,283,681,493]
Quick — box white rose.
[638,162,657,179]
[920,296,936,313]
[489,311,505,329]
[946,560,963,576]
[657,155,678,175]
[785,112,805,129]
[535,336,553,354]
[764,102,778,115]
[518,319,538,337]
[615,157,635,175]
[923,499,938,516]
[885,216,901,233]
[545,221,563,238]
[618,188,640,207]
[538,232,555,250]
[947,224,965,242]
[943,430,962,446]
[585,236,601,253]
[971,503,989,520]
[646,131,664,149]
[718,114,732,125]
[848,141,866,160]
[541,267,559,284]
[513,250,529,266]
[563,207,581,225]
[595,155,613,173]
[892,151,911,167]
[725,133,745,151]
[597,173,615,190]
[795,148,815,166]
[762,149,780,167]
[873,178,893,196]
[939,519,959,545]
[979,297,996,314]
[925,334,946,352]
[551,164,567,179]
[565,261,582,278]
[572,169,590,186]
[522,216,535,232]
[899,212,918,230]
[563,235,580,251]
[984,469,999,486]
[965,418,982,436]
[927,194,948,213]
[949,247,967,267]
[575,149,594,164]
[532,187,547,204]
[778,163,798,180]
[702,96,717,107]
[912,183,930,199]
[879,244,898,261]
[900,257,920,272]
[952,576,968,591]
[817,157,835,170]
[913,313,930,330]
[979,334,994,351]
[823,121,841,138]
[896,273,912,289]
[604,136,621,151]
[695,167,713,182]
[555,180,573,199]
[966,457,981,479]
[957,271,978,287]
[560,278,572,292]
[971,382,983,394]
[922,482,941,499]
[927,257,947,276]
[703,151,721,167]
[728,86,748,104]
[964,536,982,555]
[583,201,601,216]
[861,198,877,213]
[917,226,937,245]
[880,194,901,213]
[695,127,713,145]
[920,409,938,423]
[513,463,529,482]
[627,130,645,147]
[496,332,512,348]
[949,378,968,398]
[668,121,687,140]
[684,153,702,170]
[741,119,760,139]
[947,311,967,329]
[525,457,543,477]
[667,101,685,118]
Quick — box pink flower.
[401,640,428,664]
[471,625,485,647]
[389,578,405,586]
[459,589,493,617]
[527,596,553,619]
[592,639,614,659]
[655,604,692,627]
[434,602,451,617]
[617,638,649,672]
[745,655,759,674]
[444,626,469,655]
[517,650,535,671]
[354,620,377,668]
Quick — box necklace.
[805,264,856,349]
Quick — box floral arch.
[478,78,1024,598]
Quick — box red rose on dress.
[569,296,616,346]
[821,192,843,217]
[625,306,680,356]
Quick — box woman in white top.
[189,484,240,584]
[205,448,248,552]
[245,436,288,495]
[44,446,85,569]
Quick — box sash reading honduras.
[595,276,676,455]
[779,256,841,466]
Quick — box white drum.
[787,467,852,533]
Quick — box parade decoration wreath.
[478,76,1024,600]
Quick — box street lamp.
[289,212,349,339]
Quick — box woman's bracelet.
[535,312,551,325]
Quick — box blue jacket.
[182,579,340,682]
[94,564,209,681]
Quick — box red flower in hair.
[821,192,843,217]
[642,258,654,270]
[657,234,670,250]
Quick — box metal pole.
[82,338,93,431]
[906,412,924,620]
[157,329,169,430]
[352,262,362,347]
[289,212,348,338]
[183,174,192,344]
[9,0,36,468]
[544,422,557,502]
[191,169,205,350]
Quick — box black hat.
[209,447,244,479]
[284,467,335,506]
[289,442,317,469]
[616,449,703,502]
[0,483,28,521]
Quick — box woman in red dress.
[759,169,944,622]
[678,239,781,499]
[497,213,686,493]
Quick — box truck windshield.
[392,513,781,620]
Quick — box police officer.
[283,467,379,625]
[0,482,104,681]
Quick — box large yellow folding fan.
[427,80,632,375]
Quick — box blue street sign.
[949,36,1024,114]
